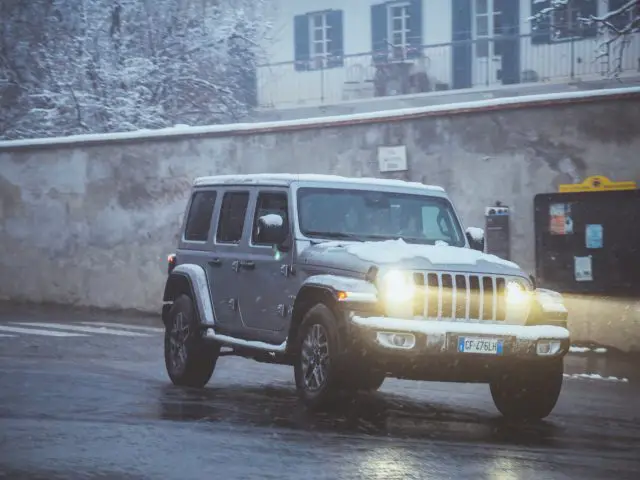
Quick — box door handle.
[239,260,255,270]
[208,258,222,267]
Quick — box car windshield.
[297,187,466,247]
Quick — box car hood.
[297,239,526,277]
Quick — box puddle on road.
[152,382,570,448]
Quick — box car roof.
[192,173,446,194]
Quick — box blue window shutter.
[452,0,472,89]
[581,0,598,38]
[371,3,388,64]
[327,10,344,68]
[294,14,310,71]
[496,0,520,85]
[531,0,551,44]
[407,0,423,59]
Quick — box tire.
[164,294,220,388]
[294,303,349,409]
[361,371,386,391]
[490,359,564,421]
[349,368,386,392]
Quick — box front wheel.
[490,359,564,421]
[164,294,220,388]
[294,303,347,410]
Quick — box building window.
[372,0,422,63]
[294,10,344,71]
[388,3,411,49]
[310,12,330,67]
[474,0,504,58]
[552,1,584,40]
[531,0,598,44]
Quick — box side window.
[184,190,217,242]
[216,191,250,244]
[252,191,289,245]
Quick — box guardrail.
[256,33,640,109]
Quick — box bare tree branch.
[530,0,640,77]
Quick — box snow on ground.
[569,346,608,354]
[1,86,639,149]
[564,373,629,383]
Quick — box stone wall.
[1,89,639,350]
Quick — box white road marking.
[0,325,88,337]
[79,322,164,333]
[0,333,18,337]
[11,322,151,337]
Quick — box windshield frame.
[294,185,467,247]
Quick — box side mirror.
[257,213,289,249]
[465,227,485,252]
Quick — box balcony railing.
[256,32,640,110]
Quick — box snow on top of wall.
[564,373,629,383]
[2,86,640,150]
[322,238,520,269]
[193,173,445,192]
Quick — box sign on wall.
[378,146,408,172]
[558,175,636,193]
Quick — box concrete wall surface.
[1,89,639,350]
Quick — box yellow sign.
[559,175,637,193]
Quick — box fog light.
[376,332,416,350]
[537,339,562,356]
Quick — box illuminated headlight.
[379,269,415,303]
[378,269,415,318]
[505,280,530,305]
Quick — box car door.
[178,188,220,324]
[238,187,294,343]
[208,187,251,337]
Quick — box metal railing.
[256,32,640,110]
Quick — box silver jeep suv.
[162,174,570,420]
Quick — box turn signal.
[168,253,177,274]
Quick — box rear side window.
[184,190,217,241]
[216,191,250,244]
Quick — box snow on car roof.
[192,173,445,192]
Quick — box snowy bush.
[0,0,272,140]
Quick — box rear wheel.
[164,294,220,388]
[294,304,348,409]
[490,359,564,421]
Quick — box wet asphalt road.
[1,305,639,479]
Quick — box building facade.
[257,0,640,109]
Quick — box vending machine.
[533,176,639,297]
[485,202,511,260]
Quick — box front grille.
[413,272,507,322]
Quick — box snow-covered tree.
[531,0,640,76]
[0,0,272,140]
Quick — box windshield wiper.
[304,231,361,241]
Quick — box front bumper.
[347,315,570,382]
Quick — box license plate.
[458,337,504,355]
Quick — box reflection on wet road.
[1,308,639,479]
